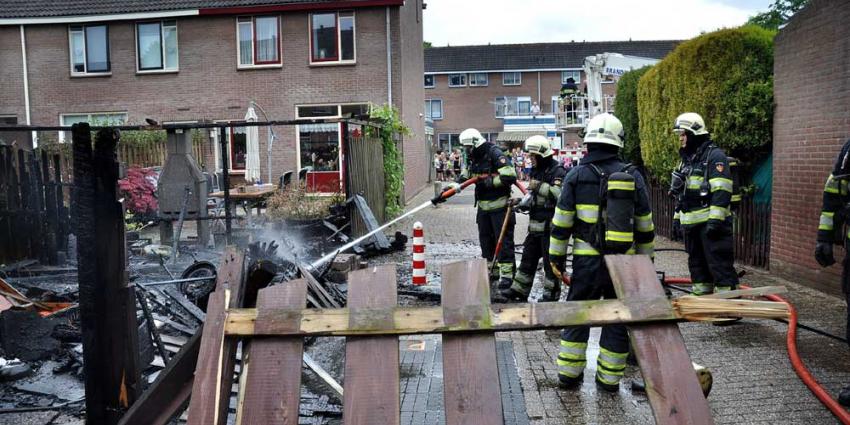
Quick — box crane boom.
[583,53,660,117]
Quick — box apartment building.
[0,0,428,199]
[424,40,679,152]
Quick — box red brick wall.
[0,6,426,197]
[0,26,27,147]
[396,0,427,200]
[771,0,850,293]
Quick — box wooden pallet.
[172,255,788,425]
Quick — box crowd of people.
[432,149,462,182]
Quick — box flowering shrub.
[119,166,158,215]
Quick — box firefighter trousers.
[684,221,739,295]
[511,228,559,297]
[476,207,515,279]
[558,255,629,383]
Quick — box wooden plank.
[606,255,714,425]
[225,298,687,336]
[342,265,399,425]
[237,280,308,425]
[441,260,503,425]
[186,289,230,425]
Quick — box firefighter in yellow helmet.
[669,112,738,296]
[435,128,518,293]
[549,113,655,391]
[499,135,567,302]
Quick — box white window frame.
[448,73,466,87]
[425,99,443,120]
[135,20,179,74]
[236,15,282,69]
[424,74,435,88]
[468,73,488,87]
[308,11,357,66]
[68,24,111,77]
[561,70,581,85]
[551,95,560,114]
[59,111,127,142]
[502,72,521,86]
[494,96,532,118]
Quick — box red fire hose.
[666,277,850,424]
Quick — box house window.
[69,24,110,75]
[424,74,435,88]
[551,95,560,114]
[59,112,127,142]
[448,74,466,87]
[136,21,178,72]
[495,96,532,117]
[237,16,281,67]
[502,72,521,86]
[437,133,459,151]
[469,73,488,87]
[561,70,581,85]
[425,99,443,120]
[229,126,247,170]
[310,11,356,64]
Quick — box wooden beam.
[237,280,308,425]
[441,260,504,425]
[342,265,400,425]
[186,288,231,425]
[224,295,792,337]
[606,255,714,425]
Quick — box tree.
[748,0,809,30]
[423,41,432,49]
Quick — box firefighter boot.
[839,385,850,407]
[499,287,528,303]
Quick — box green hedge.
[614,66,652,165]
[637,25,775,183]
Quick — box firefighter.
[549,113,655,391]
[500,135,567,303]
[670,112,738,296]
[813,138,850,406]
[436,128,518,291]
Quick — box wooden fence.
[346,131,386,237]
[0,144,71,265]
[117,138,207,168]
[649,182,771,269]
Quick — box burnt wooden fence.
[0,144,71,265]
[346,131,386,237]
[649,183,771,269]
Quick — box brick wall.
[771,0,850,294]
[396,0,427,200]
[0,6,426,197]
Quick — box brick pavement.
[386,185,850,424]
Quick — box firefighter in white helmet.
[499,135,567,302]
[435,128,518,294]
[669,112,738,297]
[549,113,655,392]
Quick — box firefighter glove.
[815,242,836,267]
[705,220,727,240]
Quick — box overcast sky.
[423,0,774,46]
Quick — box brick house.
[0,0,429,200]
[771,0,850,294]
[423,40,678,154]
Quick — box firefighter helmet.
[459,128,487,148]
[523,135,554,158]
[673,112,709,136]
[583,113,624,148]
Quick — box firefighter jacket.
[548,151,654,266]
[526,159,568,233]
[817,139,850,244]
[673,140,733,228]
[460,142,517,212]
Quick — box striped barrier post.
[412,221,426,286]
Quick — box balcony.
[555,95,616,130]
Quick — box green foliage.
[423,41,433,49]
[637,25,775,183]
[614,66,652,165]
[748,0,809,30]
[367,104,410,219]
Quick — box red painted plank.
[606,255,714,425]
[238,280,308,425]
[441,260,504,425]
[342,265,400,425]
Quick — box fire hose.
[663,276,850,423]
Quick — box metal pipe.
[19,25,34,147]
[386,6,392,106]
[219,124,231,244]
[136,275,216,288]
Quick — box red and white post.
[412,221,427,286]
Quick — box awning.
[496,131,545,143]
